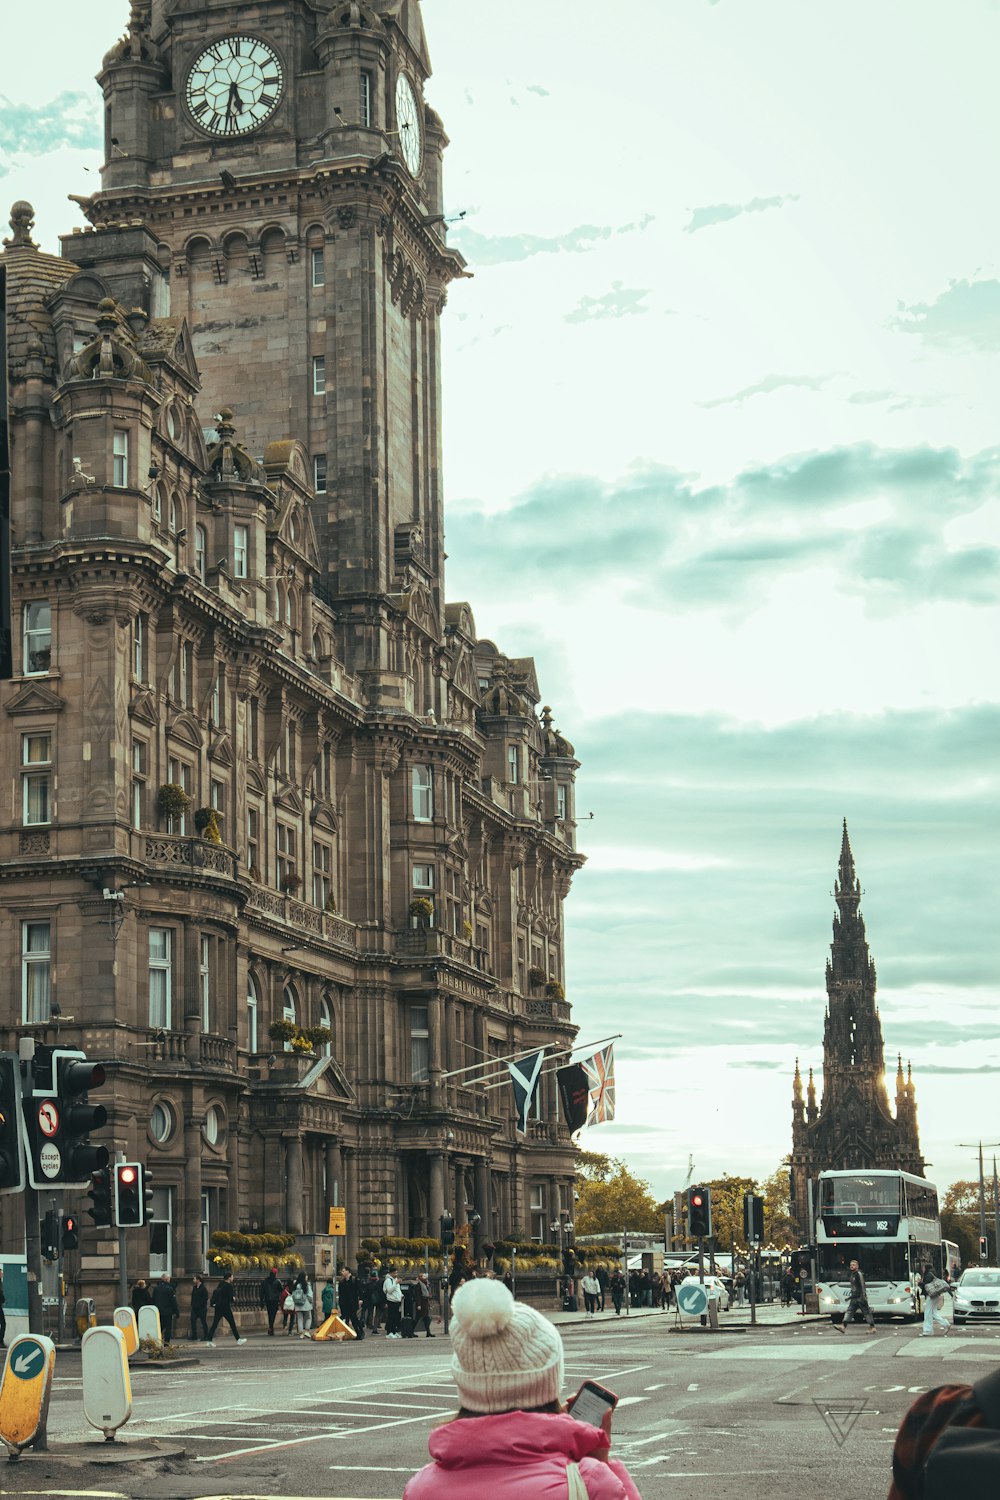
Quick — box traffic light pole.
[24,1182,44,1337]
[118,1227,129,1309]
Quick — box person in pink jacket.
[404,1278,643,1500]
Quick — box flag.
[557,1062,590,1134]
[582,1044,615,1126]
[508,1049,546,1133]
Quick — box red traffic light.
[119,1165,137,1185]
[691,1193,703,1207]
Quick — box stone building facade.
[0,0,583,1296]
[789,823,923,1236]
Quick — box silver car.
[953,1267,1000,1323]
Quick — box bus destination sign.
[823,1214,901,1237]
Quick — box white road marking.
[687,1382,700,1391]
[616,1396,649,1407]
[644,1382,666,1390]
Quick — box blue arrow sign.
[10,1339,46,1381]
[677,1282,708,1316]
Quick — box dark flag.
[507,1049,545,1133]
[557,1062,590,1133]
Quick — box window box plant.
[157,782,190,824]
[545,979,565,1001]
[409,896,434,922]
[280,873,302,895]
[268,1018,298,1045]
[194,806,223,843]
[527,966,546,988]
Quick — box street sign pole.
[24,1183,44,1338]
[749,1240,758,1328]
[116,1150,127,1307]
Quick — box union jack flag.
[582,1044,615,1126]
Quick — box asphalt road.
[3,1319,999,1500]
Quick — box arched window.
[282,984,297,1048]
[319,995,333,1057]
[247,973,259,1053]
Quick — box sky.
[2,0,998,1211]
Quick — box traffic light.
[143,1164,154,1224]
[42,1208,60,1260]
[23,1047,109,1189]
[440,1212,455,1247]
[115,1162,142,1227]
[61,1213,79,1251]
[0,1052,25,1193]
[744,1192,764,1243]
[688,1185,712,1239]
[87,1166,113,1227]
[980,1236,989,1261]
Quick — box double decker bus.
[814,1169,941,1321]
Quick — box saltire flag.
[582,1044,616,1126]
[557,1062,590,1134]
[508,1049,546,1133]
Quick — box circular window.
[204,1104,226,1147]
[150,1100,174,1145]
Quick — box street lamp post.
[551,1215,575,1309]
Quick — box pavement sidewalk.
[544,1300,825,1330]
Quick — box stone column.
[325,1141,343,1208]
[429,1152,446,1228]
[499,1171,511,1239]
[182,1112,203,1275]
[474,1158,491,1243]
[428,994,444,1108]
[285,1135,304,1235]
[344,1149,359,1261]
[453,1160,466,1223]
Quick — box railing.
[244,884,357,949]
[199,1034,234,1069]
[143,833,238,877]
[394,929,493,972]
[518,994,572,1024]
[140,1028,236,1072]
[144,1029,188,1067]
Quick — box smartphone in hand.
[567,1379,618,1430]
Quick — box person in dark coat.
[595,1264,609,1312]
[338,1266,365,1339]
[189,1274,209,1342]
[259,1267,284,1335]
[362,1269,384,1333]
[414,1273,435,1337]
[836,1259,876,1334]
[130,1278,151,1314]
[151,1274,180,1342]
[208,1271,246,1344]
[610,1269,626,1315]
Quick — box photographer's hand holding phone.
[567,1380,617,1462]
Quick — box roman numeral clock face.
[186,36,284,136]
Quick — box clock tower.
[83,0,464,687]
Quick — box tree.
[699,1176,757,1249]
[761,1168,799,1248]
[574,1156,662,1236]
[941,1179,999,1266]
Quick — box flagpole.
[440,1032,622,1084]
[456,1034,623,1091]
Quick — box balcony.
[244,883,356,949]
[394,928,493,973]
[141,1028,235,1073]
[142,833,238,879]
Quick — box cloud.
[447,441,1000,611]
[890,278,1000,351]
[684,193,799,234]
[525,84,550,97]
[565,282,651,324]
[701,372,832,408]
[0,91,100,169]
[848,389,897,406]
[450,221,615,266]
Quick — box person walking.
[402,1278,643,1499]
[414,1272,435,1338]
[281,1278,296,1334]
[189,1274,209,1342]
[920,1264,952,1338]
[581,1270,601,1317]
[259,1267,284,1335]
[383,1265,404,1338]
[291,1272,314,1338]
[338,1266,365,1340]
[596,1263,609,1312]
[207,1271,247,1345]
[610,1269,626,1316]
[835,1259,876,1334]
[151,1274,180,1342]
[130,1278,151,1315]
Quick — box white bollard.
[81,1326,132,1441]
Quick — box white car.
[682,1274,730,1311]
[953,1267,1000,1324]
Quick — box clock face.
[394,72,423,175]
[186,35,284,137]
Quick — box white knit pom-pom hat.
[449,1279,564,1414]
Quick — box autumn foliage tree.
[574,1151,663,1236]
[941,1179,999,1266]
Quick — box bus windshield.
[820,1176,903,1215]
[816,1243,912,1283]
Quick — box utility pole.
[957,1141,1000,1258]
